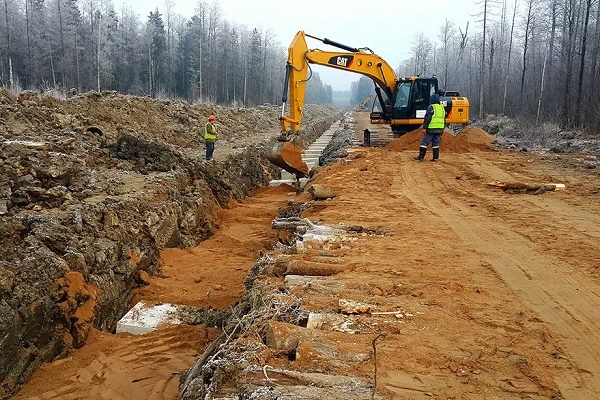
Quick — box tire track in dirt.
[398,152,600,398]
[14,325,212,400]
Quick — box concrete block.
[116,301,181,335]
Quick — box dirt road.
[398,153,600,398]
[16,112,600,399]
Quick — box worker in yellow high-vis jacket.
[204,115,217,160]
[414,93,446,162]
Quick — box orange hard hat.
[208,115,216,121]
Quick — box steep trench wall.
[0,90,341,398]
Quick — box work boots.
[432,147,440,161]
[414,147,427,161]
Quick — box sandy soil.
[15,113,600,399]
[14,184,299,400]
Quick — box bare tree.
[474,0,498,119]
[458,21,470,58]
[561,0,578,126]
[589,0,600,101]
[537,48,548,122]
[519,0,538,111]
[205,1,220,101]
[575,0,597,126]
[410,32,433,75]
[24,0,32,87]
[438,19,456,88]
[3,0,14,88]
[502,0,518,114]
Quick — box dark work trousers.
[420,133,441,149]
[205,141,215,160]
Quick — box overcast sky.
[116,0,477,91]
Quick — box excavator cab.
[390,78,438,119]
[386,77,439,135]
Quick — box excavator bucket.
[266,141,308,178]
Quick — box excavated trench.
[0,90,344,398]
[1,144,286,398]
[178,201,380,399]
[178,114,369,399]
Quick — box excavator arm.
[279,31,396,134]
[269,31,397,177]
[355,95,374,110]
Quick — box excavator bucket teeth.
[266,142,309,178]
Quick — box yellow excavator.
[355,95,374,110]
[267,31,470,178]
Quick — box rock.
[63,251,87,271]
[307,184,336,200]
[102,210,120,228]
[338,298,374,315]
[264,321,301,353]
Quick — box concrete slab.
[116,301,181,335]
[270,178,308,187]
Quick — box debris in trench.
[116,301,181,335]
[179,258,308,399]
[339,298,375,315]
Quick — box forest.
[0,0,333,107]
[355,0,600,131]
[1,0,599,131]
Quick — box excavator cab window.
[391,79,438,119]
[411,80,434,112]
[394,84,410,109]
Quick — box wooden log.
[487,181,565,193]
[285,260,346,276]
[271,217,308,230]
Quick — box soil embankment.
[0,90,341,398]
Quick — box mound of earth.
[385,127,496,153]
[456,125,497,145]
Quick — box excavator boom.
[279,31,397,134]
[270,31,398,177]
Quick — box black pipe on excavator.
[374,87,390,120]
[305,33,360,53]
[282,63,291,103]
[322,38,360,53]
